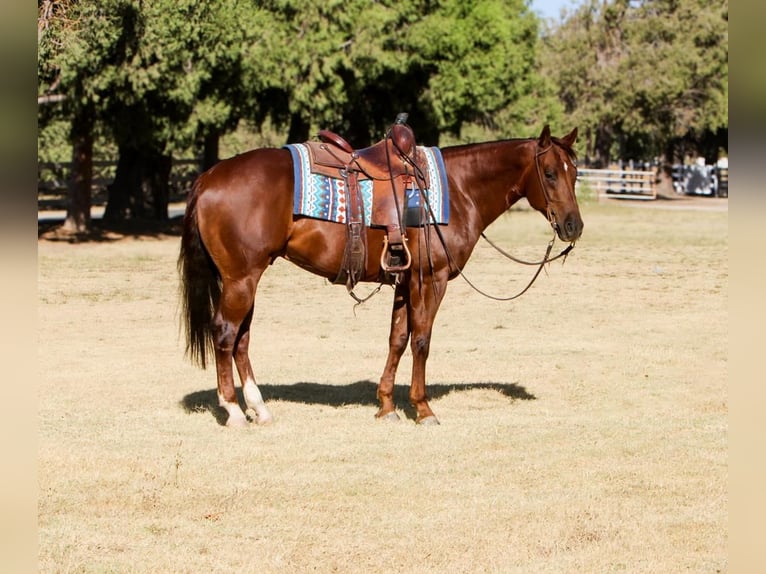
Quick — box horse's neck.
[445,139,534,231]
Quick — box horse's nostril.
[563,216,581,239]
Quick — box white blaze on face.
[563,161,568,173]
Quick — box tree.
[405,0,556,139]
[38,0,97,233]
[101,0,268,221]
[38,0,272,224]
[540,0,728,167]
[39,0,570,229]
[254,0,556,146]
[248,0,418,145]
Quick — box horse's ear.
[560,127,578,148]
[538,124,552,147]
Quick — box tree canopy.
[38,0,728,228]
[539,0,728,166]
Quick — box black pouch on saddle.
[404,187,428,227]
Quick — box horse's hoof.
[226,415,251,429]
[376,411,401,422]
[246,408,273,426]
[417,415,440,426]
[255,413,273,426]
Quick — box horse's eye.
[544,170,556,181]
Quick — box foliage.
[37,0,728,220]
[405,0,555,136]
[39,0,558,155]
[39,0,268,154]
[247,0,557,144]
[540,0,728,164]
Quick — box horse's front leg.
[376,281,410,421]
[408,275,447,425]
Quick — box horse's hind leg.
[213,273,268,427]
[234,306,273,425]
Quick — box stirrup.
[380,235,411,273]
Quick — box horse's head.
[525,125,584,243]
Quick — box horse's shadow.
[180,380,536,425]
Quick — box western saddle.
[304,113,430,291]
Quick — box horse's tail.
[177,179,220,369]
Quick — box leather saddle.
[304,114,430,291]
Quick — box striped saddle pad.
[284,144,450,226]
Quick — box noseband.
[467,141,576,301]
[534,142,557,229]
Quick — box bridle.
[401,136,576,302]
[534,141,558,230]
[479,140,576,261]
[462,140,577,301]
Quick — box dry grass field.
[38,197,727,573]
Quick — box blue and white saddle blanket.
[284,144,450,226]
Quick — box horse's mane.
[438,138,530,157]
[440,136,578,162]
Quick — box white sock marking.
[243,378,272,423]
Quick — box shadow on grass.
[180,379,536,425]
[38,215,184,242]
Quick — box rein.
[466,229,573,301]
[415,139,576,302]
[480,232,574,266]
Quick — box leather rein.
[463,141,576,301]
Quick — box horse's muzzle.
[558,214,583,242]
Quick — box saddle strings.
[346,126,424,308]
[390,131,439,296]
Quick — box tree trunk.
[590,123,613,168]
[104,144,140,221]
[202,132,219,172]
[104,143,172,221]
[62,105,94,233]
[287,113,310,144]
[656,140,677,197]
[342,106,372,148]
[407,106,440,148]
[142,150,172,221]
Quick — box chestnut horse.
[178,124,583,427]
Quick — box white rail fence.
[40,161,664,204]
[577,168,656,201]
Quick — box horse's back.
[194,147,295,272]
[197,147,293,206]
